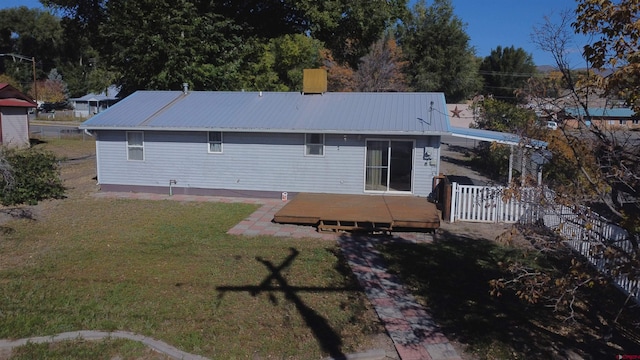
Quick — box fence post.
[449,182,458,223]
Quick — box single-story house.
[70,85,120,118]
[80,87,453,198]
[562,107,639,129]
[0,83,36,148]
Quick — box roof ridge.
[139,92,189,126]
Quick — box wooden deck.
[273,193,440,232]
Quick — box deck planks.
[273,193,440,232]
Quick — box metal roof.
[565,107,635,118]
[70,85,120,102]
[450,126,548,148]
[0,83,36,107]
[80,91,450,135]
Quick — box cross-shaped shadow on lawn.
[216,247,360,359]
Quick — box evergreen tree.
[479,46,536,103]
[100,0,246,95]
[398,0,481,102]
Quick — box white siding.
[0,107,30,148]
[95,131,440,197]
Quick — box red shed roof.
[0,83,36,108]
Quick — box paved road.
[30,123,81,138]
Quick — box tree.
[216,0,408,67]
[321,49,356,92]
[354,35,409,92]
[492,4,640,320]
[398,0,482,102]
[472,97,536,133]
[0,74,22,91]
[306,0,409,68]
[574,0,640,112]
[29,69,68,103]
[42,0,406,89]
[0,7,64,92]
[100,0,246,96]
[268,34,324,91]
[479,46,537,103]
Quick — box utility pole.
[0,53,38,116]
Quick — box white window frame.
[305,133,324,156]
[208,131,223,153]
[126,131,144,161]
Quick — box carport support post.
[521,147,526,186]
[508,145,514,185]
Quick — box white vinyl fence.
[449,183,539,223]
[449,182,639,303]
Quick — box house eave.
[78,125,449,136]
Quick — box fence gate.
[449,182,536,223]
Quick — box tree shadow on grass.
[378,230,640,359]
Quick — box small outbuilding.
[80,88,450,198]
[0,83,36,148]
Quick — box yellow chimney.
[303,69,327,94]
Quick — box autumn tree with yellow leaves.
[492,1,640,325]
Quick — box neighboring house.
[0,83,36,148]
[446,103,476,128]
[70,85,120,118]
[562,107,639,129]
[80,88,452,198]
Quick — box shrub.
[0,147,65,206]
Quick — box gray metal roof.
[79,91,450,135]
[70,85,120,102]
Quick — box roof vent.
[182,83,189,94]
[302,69,327,94]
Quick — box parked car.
[38,101,69,113]
[547,121,558,130]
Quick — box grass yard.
[0,138,383,359]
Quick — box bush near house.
[0,147,65,206]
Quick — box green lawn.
[0,197,381,359]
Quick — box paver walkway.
[91,192,460,359]
[339,235,461,360]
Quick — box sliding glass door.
[365,140,413,192]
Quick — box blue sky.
[3,0,587,66]
[449,0,587,66]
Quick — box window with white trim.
[305,133,324,156]
[208,131,223,153]
[126,131,144,160]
